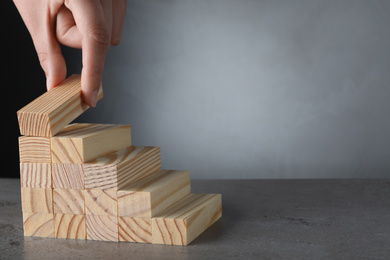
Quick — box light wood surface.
[17,75,103,137]
[23,212,55,238]
[54,214,86,239]
[53,188,85,215]
[20,163,52,188]
[118,217,152,243]
[84,146,161,190]
[51,123,131,163]
[86,215,118,242]
[19,136,51,163]
[152,193,222,246]
[52,163,84,189]
[21,188,53,213]
[118,170,191,218]
[85,189,117,216]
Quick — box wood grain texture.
[19,136,51,163]
[85,189,117,216]
[17,74,103,137]
[52,163,84,189]
[23,212,54,238]
[152,193,222,246]
[21,188,53,213]
[20,163,52,188]
[51,123,131,164]
[84,146,161,190]
[118,170,191,218]
[54,214,86,239]
[53,189,85,215]
[118,217,152,243]
[86,215,118,242]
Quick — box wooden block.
[85,189,117,216]
[23,212,54,238]
[17,74,103,137]
[86,215,118,242]
[21,188,53,213]
[20,163,52,188]
[84,146,161,190]
[152,193,222,246]
[52,163,84,189]
[53,189,85,215]
[19,136,51,163]
[118,170,191,218]
[54,214,86,240]
[118,217,152,243]
[51,123,131,163]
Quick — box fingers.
[65,0,111,107]
[112,0,127,45]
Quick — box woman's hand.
[13,0,127,107]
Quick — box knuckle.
[87,25,111,50]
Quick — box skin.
[13,0,127,107]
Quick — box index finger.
[65,0,111,107]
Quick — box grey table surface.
[0,178,389,260]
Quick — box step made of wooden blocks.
[17,74,103,137]
[19,136,51,163]
[118,170,191,218]
[83,146,161,190]
[54,214,86,239]
[20,163,52,188]
[152,193,222,246]
[23,212,55,238]
[17,74,222,245]
[51,123,131,163]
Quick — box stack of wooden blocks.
[17,75,222,246]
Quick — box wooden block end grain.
[86,215,118,242]
[23,212,55,238]
[19,136,51,163]
[54,214,86,240]
[20,163,52,188]
[85,189,117,216]
[52,163,84,189]
[118,217,152,243]
[53,188,85,215]
[21,187,53,213]
[17,74,103,137]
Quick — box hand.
[13,0,127,107]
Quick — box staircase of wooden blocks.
[17,75,222,246]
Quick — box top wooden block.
[17,75,103,137]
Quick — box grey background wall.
[75,0,389,179]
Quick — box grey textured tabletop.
[1,178,390,260]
